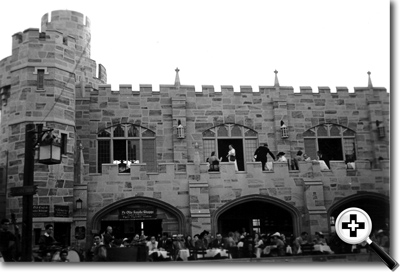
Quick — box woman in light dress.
[226,145,238,171]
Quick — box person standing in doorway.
[226,145,238,171]
[254,143,276,171]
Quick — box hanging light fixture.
[76,198,83,210]
[177,119,185,139]
[280,120,289,139]
[38,129,62,165]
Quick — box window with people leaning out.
[300,124,357,170]
[97,124,157,173]
[203,124,259,172]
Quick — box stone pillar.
[303,179,328,235]
[188,181,211,235]
[273,98,291,159]
[172,98,187,171]
[367,97,389,165]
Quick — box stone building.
[0,10,390,252]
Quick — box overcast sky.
[0,0,390,92]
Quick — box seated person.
[146,236,158,251]
[313,232,327,245]
[207,152,221,171]
[293,231,309,255]
[293,150,304,170]
[276,152,288,163]
[269,232,286,256]
[158,232,173,254]
[209,233,225,249]
[345,154,356,169]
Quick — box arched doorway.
[91,196,186,238]
[328,192,390,233]
[212,195,301,237]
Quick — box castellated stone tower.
[0,10,105,223]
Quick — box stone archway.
[90,196,186,234]
[328,192,390,232]
[212,194,302,237]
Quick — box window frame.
[303,124,357,161]
[202,124,259,171]
[33,67,49,90]
[61,133,68,155]
[96,123,157,173]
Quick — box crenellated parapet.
[41,10,91,58]
[92,83,388,98]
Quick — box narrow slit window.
[61,133,68,155]
[37,69,45,89]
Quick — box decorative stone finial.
[274,70,280,87]
[175,67,180,86]
[367,71,373,88]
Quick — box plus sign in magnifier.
[336,208,398,271]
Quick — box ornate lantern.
[280,120,289,139]
[38,131,62,165]
[76,198,83,210]
[177,119,185,139]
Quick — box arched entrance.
[212,195,301,237]
[91,196,186,238]
[328,192,390,233]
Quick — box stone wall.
[83,84,389,174]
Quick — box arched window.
[202,124,258,171]
[303,124,356,162]
[97,124,157,173]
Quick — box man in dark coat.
[254,143,276,171]
[0,218,16,262]
[209,233,225,249]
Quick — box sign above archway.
[119,206,157,220]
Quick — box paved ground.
[189,253,380,263]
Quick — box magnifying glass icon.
[335,207,398,271]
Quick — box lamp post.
[16,124,62,261]
[21,124,35,262]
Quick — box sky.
[0,1,397,272]
[0,0,390,93]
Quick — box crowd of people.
[206,143,337,172]
[206,143,313,172]
[87,227,390,262]
[0,216,391,262]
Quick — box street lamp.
[18,123,62,262]
[38,131,62,164]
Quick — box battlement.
[91,83,388,99]
[41,10,90,30]
[12,28,80,49]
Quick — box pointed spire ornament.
[175,67,181,86]
[274,70,280,87]
[367,71,373,88]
